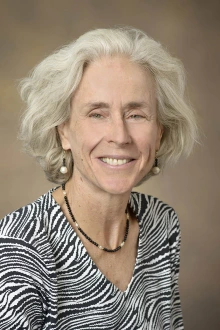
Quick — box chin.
[99,179,135,195]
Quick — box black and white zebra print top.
[0,189,184,330]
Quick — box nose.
[106,116,132,146]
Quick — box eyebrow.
[85,101,151,111]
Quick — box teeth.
[101,158,130,166]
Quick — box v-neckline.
[49,189,142,294]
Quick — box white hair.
[19,26,198,184]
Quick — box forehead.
[72,55,156,104]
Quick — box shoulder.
[130,191,177,216]
[130,191,180,235]
[0,190,58,329]
[0,188,58,278]
[0,188,57,242]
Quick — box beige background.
[0,1,219,329]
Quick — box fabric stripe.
[0,189,184,329]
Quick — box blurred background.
[0,1,219,329]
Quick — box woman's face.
[59,56,163,195]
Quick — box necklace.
[62,183,130,253]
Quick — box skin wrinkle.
[83,103,156,125]
[83,101,152,112]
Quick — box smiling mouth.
[100,158,133,166]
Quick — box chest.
[78,218,139,292]
[54,236,172,330]
[89,245,137,292]
[51,214,173,330]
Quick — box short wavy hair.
[19,26,198,185]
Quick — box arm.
[168,209,184,330]
[0,237,47,330]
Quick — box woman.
[0,27,197,329]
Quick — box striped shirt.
[0,189,184,329]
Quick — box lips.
[99,157,133,166]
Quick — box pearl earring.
[152,152,160,175]
[60,150,68,174]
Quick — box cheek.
[72,130,98,160]
[137,130,158,152]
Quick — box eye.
[129,114,145,119]
[127,113,146,121]
[89,112,103,119]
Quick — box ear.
[57,122,71,150]
[156,124,164,151]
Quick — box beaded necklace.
[62,183,130,253]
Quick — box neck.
[66,174,131,225]
[63,173,132,249]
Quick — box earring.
[152,152,160,175]
[60,150,68,174]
